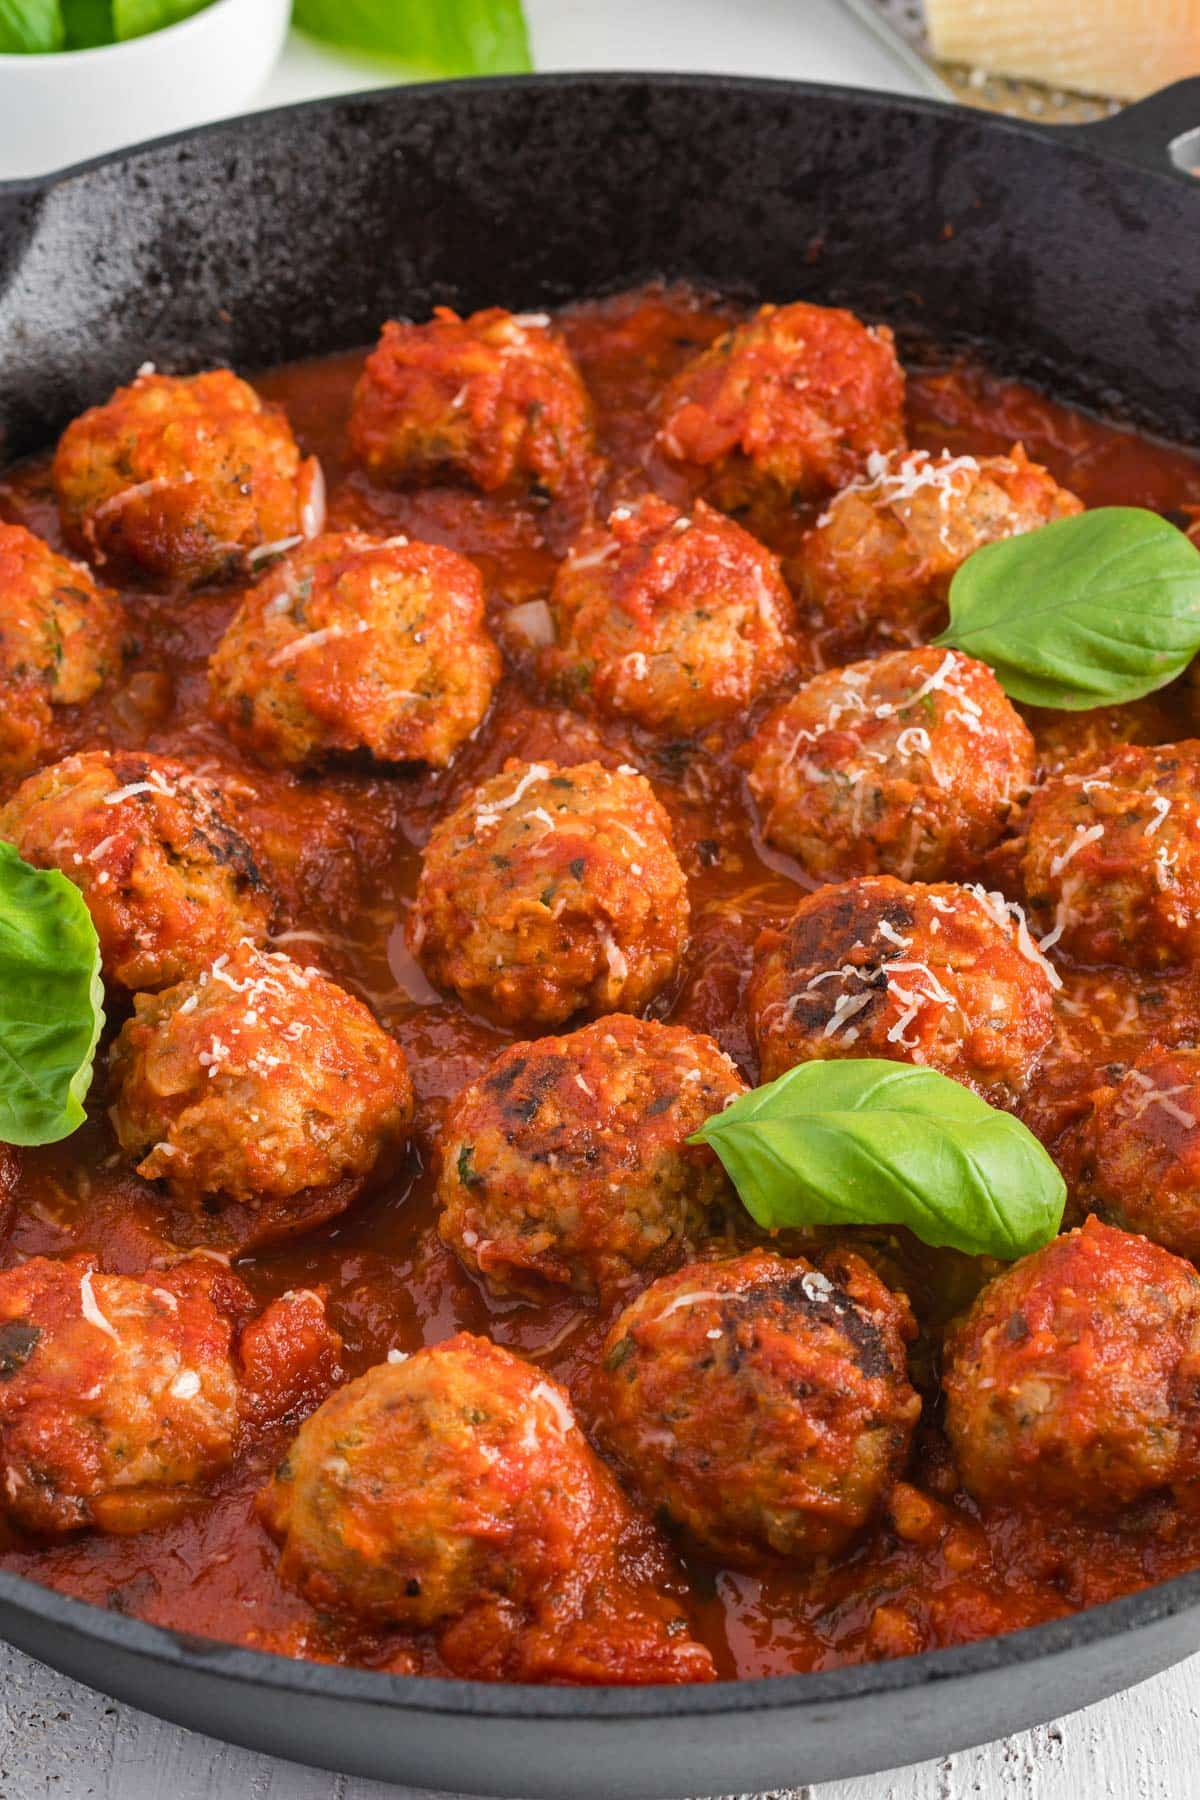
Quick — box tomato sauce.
[4,283,1200,1682]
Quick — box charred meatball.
[410,759,690,1027]
[543,494,798,732]
[748,875,1056,1100]
[655,300,906,510]
[208,530,500,769]
[437,1015,746,1301]
[109,940,413,1248]
[745,648,1035,882]
[792,446,1082,660]
[943,1217,1200,1512]
[596,1249,920,1566]
[0,523,124,780]
[0,750,274,992]
[349,307,594,498]
[0,1255,248,1537]
[1058,1048,1200,1261]
[258,1333,712,1682]
[1019,742,1200,971]
[52,368,320,587]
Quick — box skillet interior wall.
[1,76,1200,464]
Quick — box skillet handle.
[1063,77,1200,178]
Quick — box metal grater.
[843,0,1123,123]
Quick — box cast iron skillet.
[1,71,1200,1799]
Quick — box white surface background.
[2,4,1197,1796]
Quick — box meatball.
[0,523,124,780]
[437,1015,746,1301]
[1058,1048,1200,1261]
[542,494,798,732]
[0,750,275,992]
[208,531,500,769]
[596,1249,920,1566]
[748,875,1056,1100]
[349,307,594,498]
[792,445,1083,660]
[109,940,413,1249]
[1019,742,1200,970]
[52,368,320,587]
[258,1333,712,1682]
[0,1255,248,1536]
[410,759,690,1027]
[655,299,906,510]
[744,647,1035,882]
[943,1216,1200,1512]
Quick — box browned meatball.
[655,300,906,510]
[208,530,500,769]
[410,759,690,1028]
[745,648,1035,882]
[542,494,798,731]
[52,368,321,587]
[0,1255,249,1537]
[109,940,413,1249]
[748,875,1056,1101]
[0,523,124,780]
[0,750,275,992]
[349,307,595,498]
[1057,1048,1200,1261]
[1019,742,1200,971]
[596,1249,920,1566]
[791,445,1083,661]
[437,1015,746,1301]
[943,1217,1200,1512]
[258,1333,714,1683]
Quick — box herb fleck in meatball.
[437,1015,746,1301]
[745,648,1034,882]
[655,300,906,510]
[410,759,690,1028]
[1058,1048,1200,1262]
[0,1255,249,1537]
[52,368,321,587]
[349,307,595,498]
[943,1216,1200,1512]
[109,940,413,1249]
[596,1249,920,1566]
[0,750,275,992]
[1019,742,1200,971]
[208,530,500,769]
[258,1333,713,1683]
[747,875,1056,1100]
[543,494,798,731]
[792,446,1082,660]
[0,523,124,780]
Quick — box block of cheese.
[925,0,1200,100]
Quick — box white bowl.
[0,0,291,181]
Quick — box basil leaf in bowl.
[937,506,1200,710]
[0,840,104,1147]
[0,0,64,51]
[690,1059,1065,1260]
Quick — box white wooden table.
[5,6,1198,1796]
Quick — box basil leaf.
[690,1060,1065,1261]
[0,841,104,1147]
[293,0,532,75]
[936,507,1200,710]
[63,0,114,46]
[0,0,64,52]
[112,0,210,40]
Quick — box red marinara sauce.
[3,283,1200,1682]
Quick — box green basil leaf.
[293,0,532,75]
[935,507,1200,710]
[690,1059,1065,1261]
[0,841,104,1147]
[0,0,64,52]
[62,0,114,46]
[112,0,210,41]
